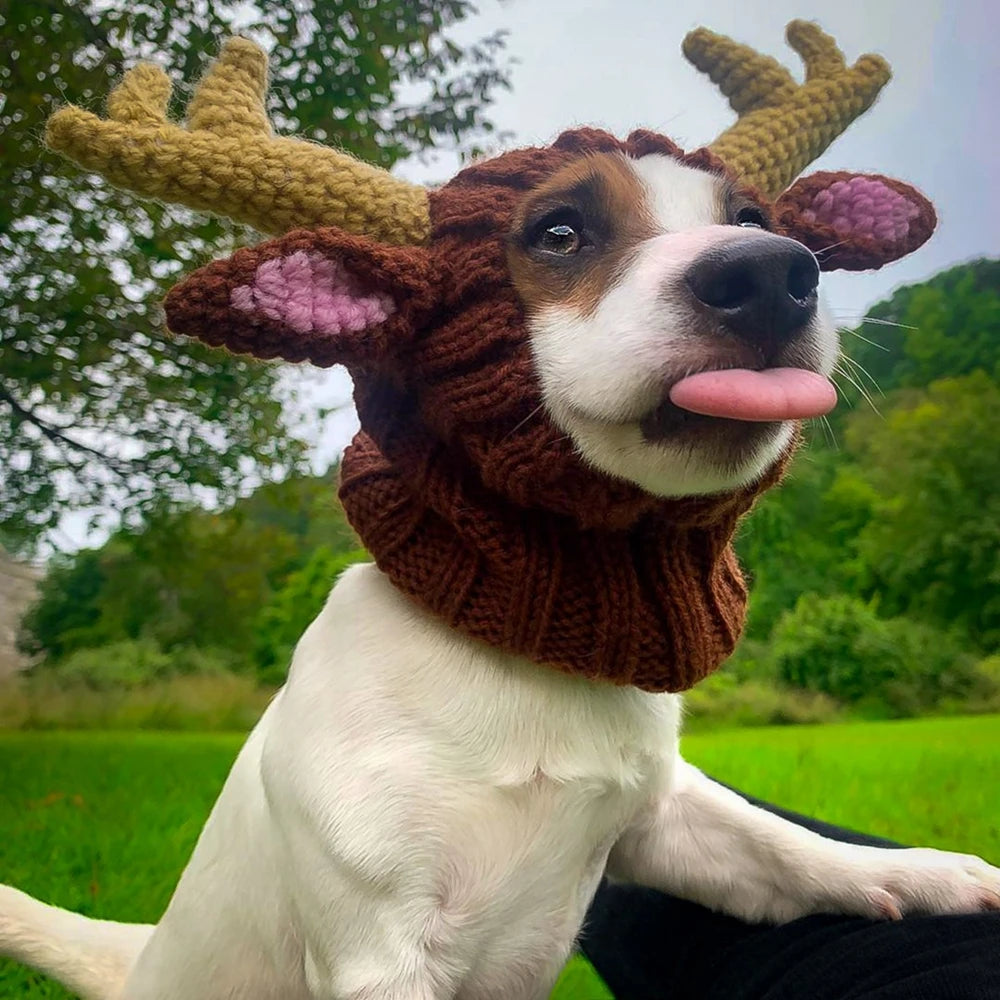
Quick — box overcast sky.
[307,0,1000,469]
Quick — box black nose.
[685,237,820,352]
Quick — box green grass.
[1,715,998,998]
[684,715,1000,861]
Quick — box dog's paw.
[836,846,1000,920]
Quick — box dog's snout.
[685,237,820,350]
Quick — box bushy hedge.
[45,639,237,691]
[683,671,840,730]
[7,582,997,733]
[0,638,269,730]
[0,672,271,731]
[771,593,986,717]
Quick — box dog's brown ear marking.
[164,228,434,368]
[775,171,936,271]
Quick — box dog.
[2,140,999,1000]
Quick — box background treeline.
[5,258,1000,729]
[1,0,510,551]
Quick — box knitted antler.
[45,37,430,245]
[684,20,891,198]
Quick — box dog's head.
[166,127,933,523]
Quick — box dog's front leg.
[293,888,461,1000]
[608,759,1000,924]
[278,845,464,1000]
[302,947,447,1000]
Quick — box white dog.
[3,148,998,1000]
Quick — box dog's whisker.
[856,316,918,331]
[839,352,884,397]
[814,239,850,256]
[839,327,891,352]
[816,414,839,450]
[833,363,882,416]
[501,403,546,441]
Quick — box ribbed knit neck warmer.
[333,131,785,692]
[339,412,784,692]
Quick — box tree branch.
[0,385,134,480]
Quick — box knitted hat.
[46,23,937,691]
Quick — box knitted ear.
[775,171,936,271]
[164,229,433,367]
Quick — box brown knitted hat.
[165,121,938,690]
[165,129,793,692]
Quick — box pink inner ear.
[799,177,920,242]
[230,250,395,335]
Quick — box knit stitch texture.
[45,37,430,244]
[684,20,892,198]
[774,171,936,271]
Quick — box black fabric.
[581,786,1000,1000]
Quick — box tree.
[20,469,363,663]
[835,258,1000,421]
[253,546,369,684]
[846,373,1000,650]
[736,447,877,639]
[0,0,509,553]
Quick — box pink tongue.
[668,368,838,421]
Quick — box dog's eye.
[530,211,588,256]
[539,224,581,255]
[734,206,770,230]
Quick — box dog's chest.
[261,564,681,994]
[279,563,681,784]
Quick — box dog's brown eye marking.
[507,152,656,318]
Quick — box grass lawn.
[0,715,997,998]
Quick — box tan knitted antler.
[683,20,891,198]
[45,38,430,245]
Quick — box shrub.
[0,672,272,731]
[39,640,237,691]
[721,638,779,684]
[683,671,840,730]
[952,655,1000,715]
[772,593,979,716]
[47,640,175,690]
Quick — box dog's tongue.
[669,368,837,421]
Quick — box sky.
[305,0,1000,471]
